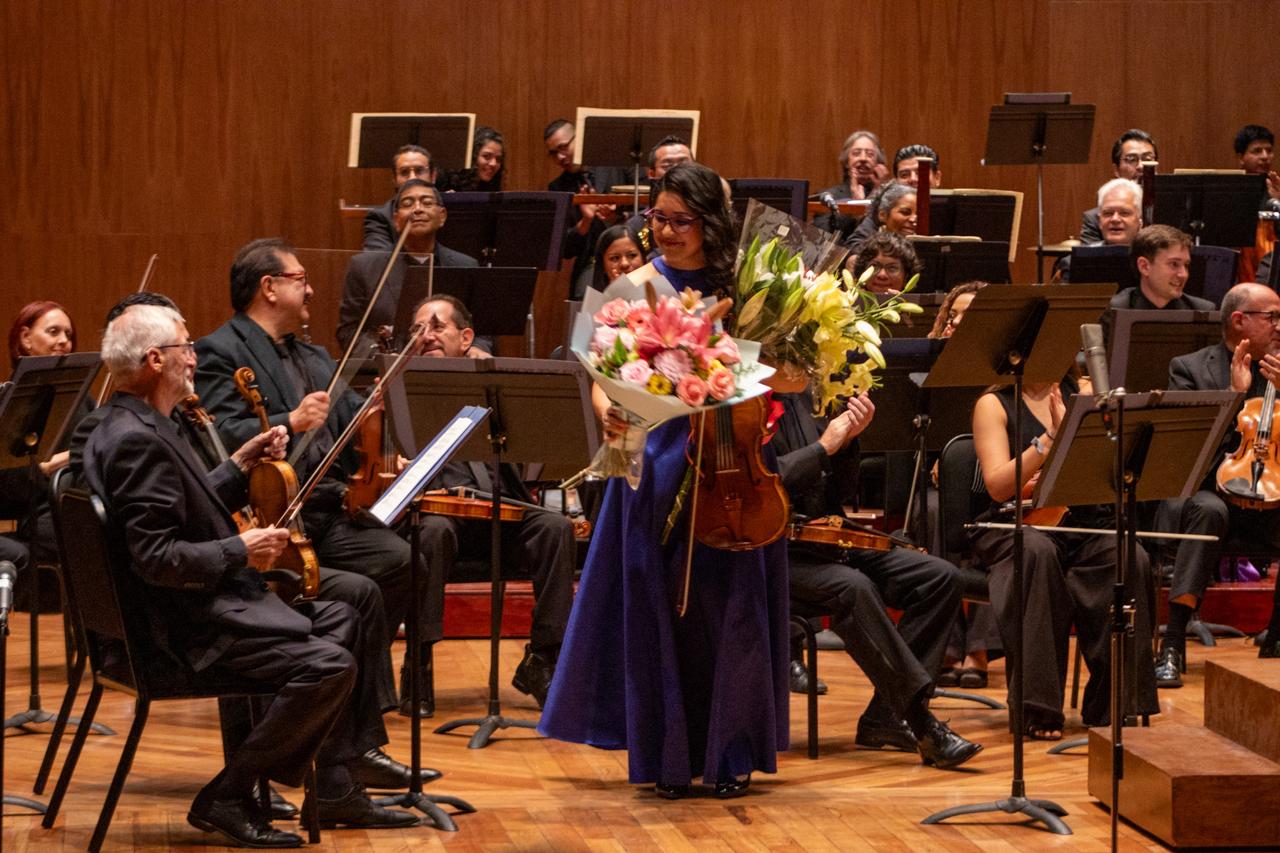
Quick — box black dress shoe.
[512,643,555,709]
[353,747,443,789]
[654,783,690,800]
[1154,646,1184,688]
[398,661,435,718]
[188,797,303,848]
[854,716,917,752]
[917,720,983,770]
[713,775,750,799]
[1259,638,1280,659]
[957,668,988,689]
[248,781,299,821]
[305,785,419,829]
[788,659,828,695]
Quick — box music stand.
[436,192,572,271]
[397,264,539,355]
[347,113,475,172]
[729,179,810,221]
[928,190,1024,263]
[1152,172,1266,247]
[1068,245,1234,301]
[908,237,1012,292]
[921,283,1113,835]
[1034,389,1236,850]
[0,354,106,737]
[982,93,1095,281]
[574,107,699,212]
[382,357,597,748]
[1106,309,1221,393]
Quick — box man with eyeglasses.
[363,144,436,252]
[337,180,483,354]
[1080,129,1158,244]
[1109,224,1213,312]
[1158,282,1280,680]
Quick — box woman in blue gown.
[539,163,790,798]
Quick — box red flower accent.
[761,391,784,444]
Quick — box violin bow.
[96,253,158,405]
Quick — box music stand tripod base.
[433,713,538,750]
[922,796,1070,834]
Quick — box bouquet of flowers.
[562,274,773,488]
[732,199,923,412]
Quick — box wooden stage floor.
[1,615,1269,851]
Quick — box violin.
[787,515,925,553]
[232,367,321,600]
[687,396,790,551]
[1216,383,1280,509]
[344,326,398,514]
[419,491,526,523]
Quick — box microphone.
[0,561,15,628]
[1081,323,1110,398]
[818,191,840,215]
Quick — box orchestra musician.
[970,373,1158,739]
[1161,282,1280,671]
[434,125,505,192]
[841,181,917,255]
[337,179,484,354]
[406,293,576,709]
[846,231,921,294]
[772,388,983,769]
[76,304,420,845]
[1110,225,1213,312]
[544,118,627,295]
[892,144,943,188]
[588,224,646,292]
[363,144,436,252]
[1055,179,1145,284]
[194,239,430,716]
[1234,124,1280,284]
[1079,130,1158,244]
[541,162,789,800]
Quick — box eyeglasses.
[1240,310,1280,326]
[397,196,441,211]
[547,140,574,158]
[1119,153,1158,165]
[143,341,195,362]
[273,270,309,286]
[874,263,904,276]
[645,208,702,234]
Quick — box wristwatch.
[1031,435,1049,456]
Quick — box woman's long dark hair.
[650,162,737,294]
[591,224,646,291]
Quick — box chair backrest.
[55,487,142,692]
[936,434,990,564]
[1192,244,1240,307]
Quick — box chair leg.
[33,651,86,794]
[788,614,820,759]
[43,681,103,827]
[88,699,150,853]
[303,763,320,843]
[1069,640,1083,710]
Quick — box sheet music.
[370,405,488,525]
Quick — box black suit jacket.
[335,248,486,353]
[80,394,311,670]
[195,313,363,483]
[362,199,397,252]
[770,390,860,520]
[1169,342,1257,471]
[1079,206,1102,244]
[1110,286,1215,312]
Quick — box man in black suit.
[771,388,981,769]
[1080,130,1157,243]
[1110,225,1214,312]
[337,180,484,354]
[195,239,431,716]
[363,144,435,252]
[407,295,575,708]
[1160,282,1280,679]
[82,304,418,845]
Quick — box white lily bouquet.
[562,273,775,489]
[733,199,923,412]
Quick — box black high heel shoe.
[713,775,750,799]
[654,783,690,800]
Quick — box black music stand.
[382,357,597,748]
[1151,173,1266,247]
[729,179,810,221]
[983,93,1095,281]
[0,354,107,737]
[575,108,698,212]
[928,191,1022,259]
[397,264,538,355]
[1034,389,1236,850]
[367,407,489,830]
[436,192,571,271]
[920,283,1113,836]
[348,113,475,172]
[1106,309,1221,393]
[908,238,1012,292]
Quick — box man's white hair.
[101,304,185,385]
[1097,177,1142,210]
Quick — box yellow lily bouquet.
[733,200,923,413]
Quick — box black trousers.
[788,544,960,721]
[0,534,28,573]
[971,525,1159,730]
[218,566,396,769]
[414,509,575,654]
[1160,489,1280,602]
[210,599,359,788]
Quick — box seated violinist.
[363,144,436,252]
[1079,130,1157,244]
[1161,283,1280,668]
[77,304,421,844]
[409,294,576,708]
[772,385,981,769]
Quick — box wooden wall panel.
[2,0,1276,364]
